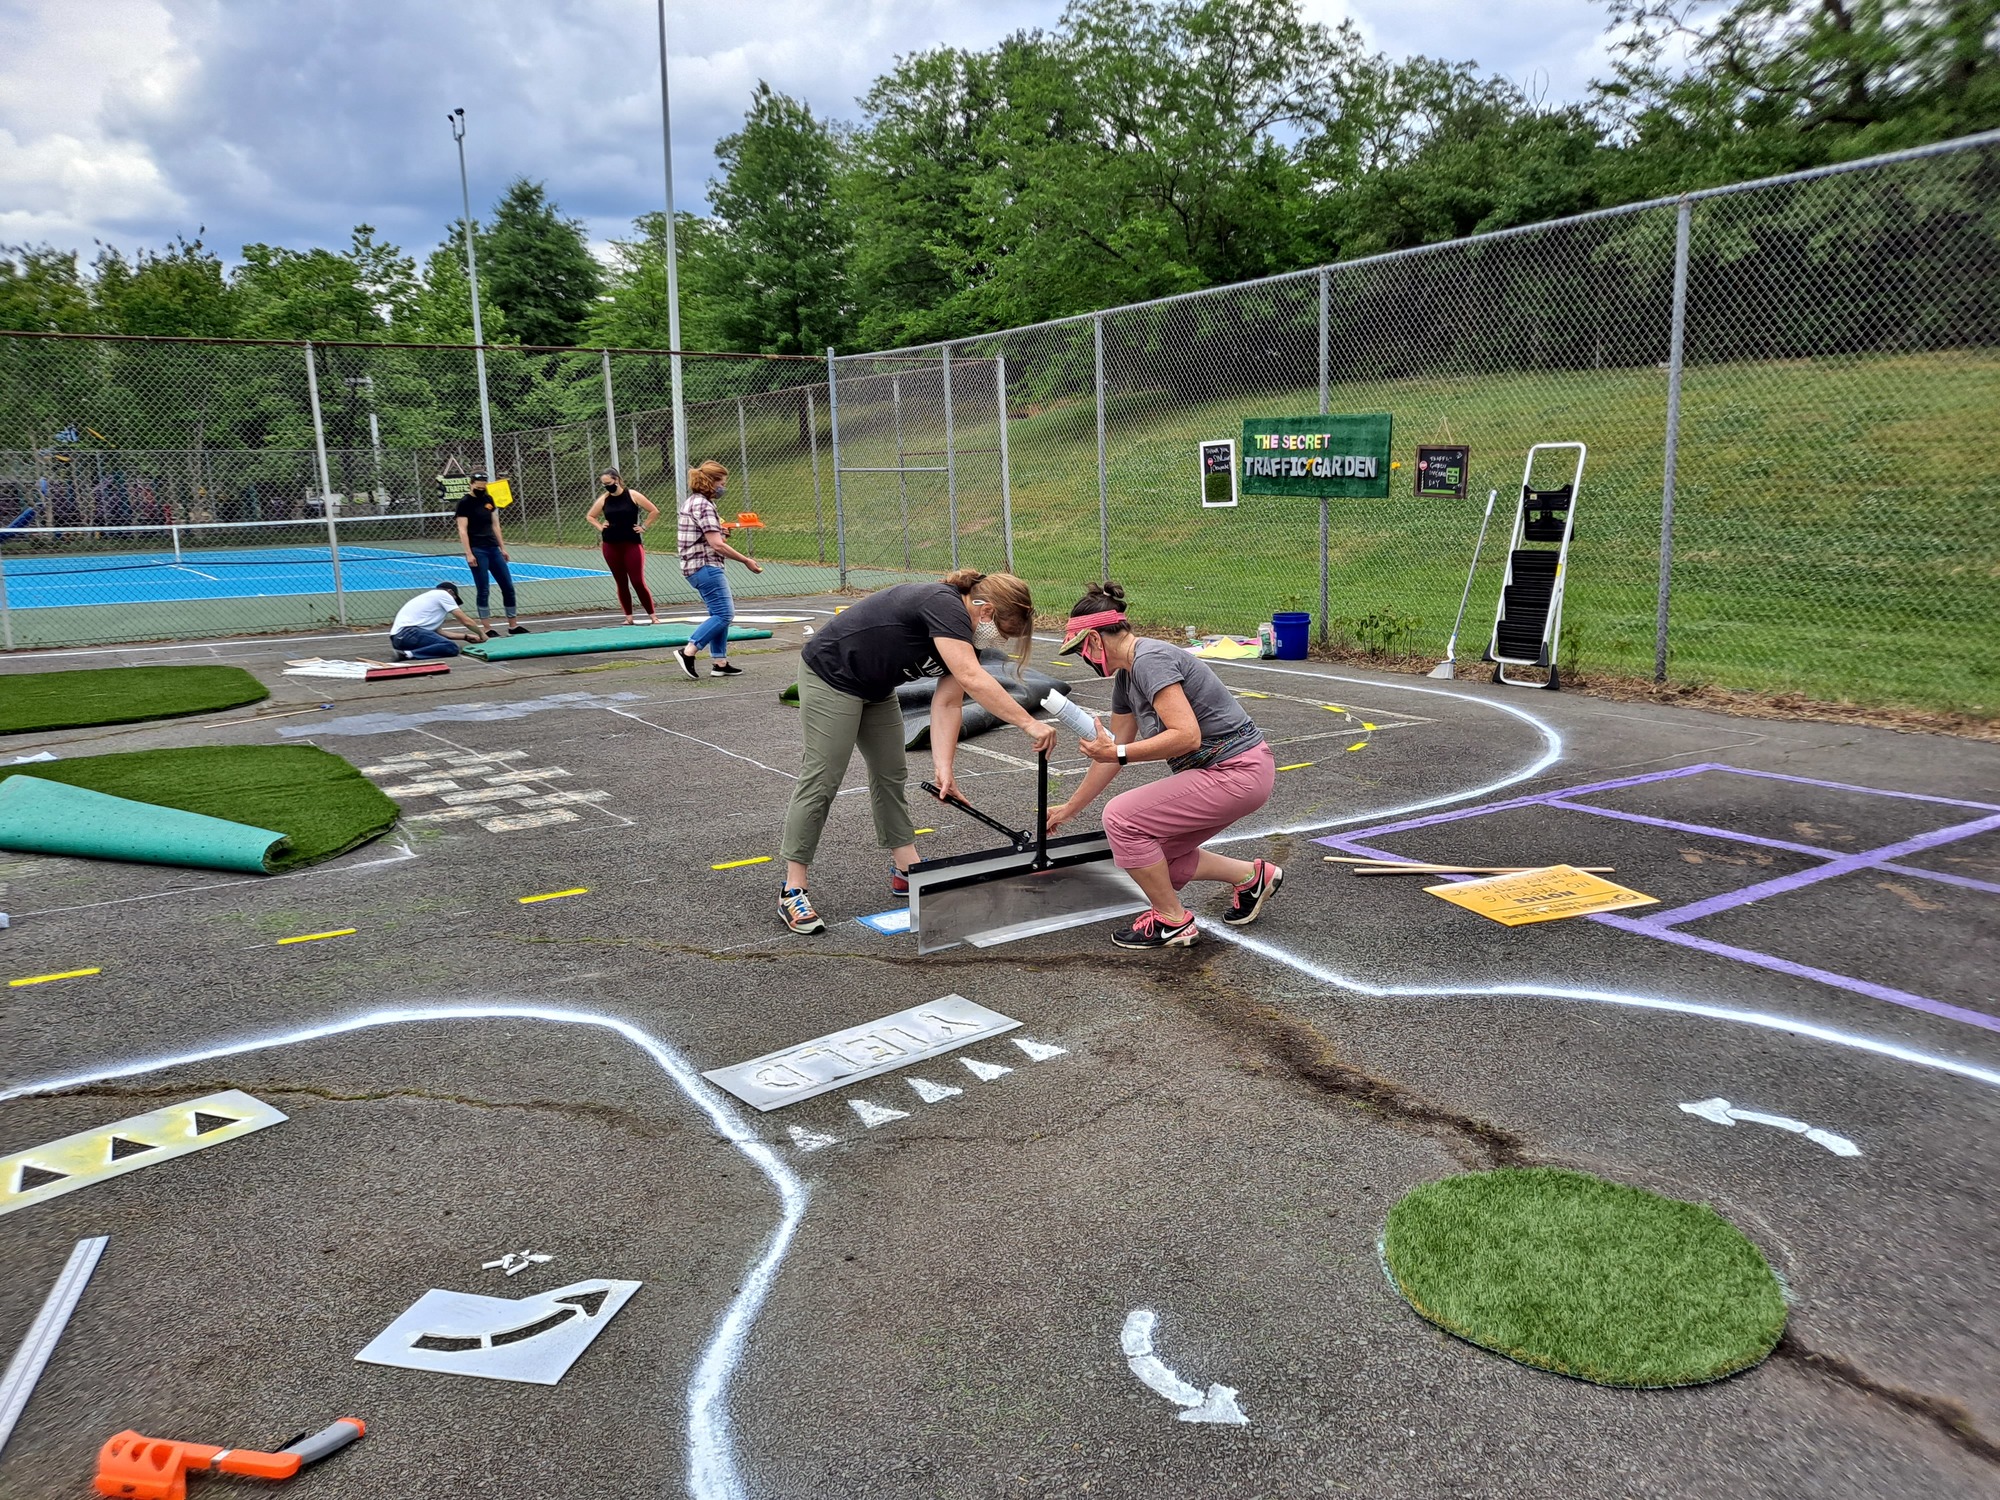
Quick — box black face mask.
[603,481,619,492]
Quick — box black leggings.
[601,538,655,616]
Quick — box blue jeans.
[467,542,516,618]
[390,625,461,660]
[686,565,735,657]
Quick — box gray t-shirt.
[1110,637,1264,762]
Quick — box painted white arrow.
[1119,1309,1248,1425]
[1679,1098,1860,1156]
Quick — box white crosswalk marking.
[480,808,584,832]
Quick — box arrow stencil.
[1120,1309,1248,1425]
[1680,1098,1860,1156]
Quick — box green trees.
[476,179,602,347]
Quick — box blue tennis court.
[0,544,606,609]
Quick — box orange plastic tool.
[733,511,765,528]
[95,1419,364,1499]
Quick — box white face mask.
[973,619,1007,651]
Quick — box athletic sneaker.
[1223,858,1284,926]
[889,863,910,895]
[674,648,699,681]
[509,623,531,635]
[710,662,744,677]
[780,886,827,935]
[1111,909,1199,949]
[392,649,411,662]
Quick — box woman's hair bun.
[1097,580,1126,606]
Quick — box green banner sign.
[1240,413,1394,498]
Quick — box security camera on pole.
[448,107,498,481]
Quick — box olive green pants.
[780,669,916,868]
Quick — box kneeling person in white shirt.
[390,581,487,660]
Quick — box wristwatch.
[1115,744,1128,766]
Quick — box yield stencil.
[1,1090,285,1217]
[356,1278,640,1385]
[704,995,1020,1110]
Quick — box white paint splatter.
[908,1077,962,1103]
[960,1058,1013,1082]
[848,1099,909,1128]
[1012,1038,1067,1062]
[1120,1309,1248,1425]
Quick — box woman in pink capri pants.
[1044,581,1283,948]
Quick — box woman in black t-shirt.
[776,569,1059,934]
[586,470,661,624]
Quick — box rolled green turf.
[0,664,268,735]
[0,774,288,872]
[462,624,772,660]
[0,745,397,871]
[1382,1167,1787,1387]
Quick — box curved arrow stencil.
[1680,1097,1861,1156]
[1120,1309,1248,1425]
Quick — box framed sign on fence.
[1199,439,1238,508]
[1240,414,1393,499]
[1413,444,1471,499]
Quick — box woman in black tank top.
[587,470,662,624]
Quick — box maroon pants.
[601,538,655,616]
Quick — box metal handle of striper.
[1041,690,1099,741]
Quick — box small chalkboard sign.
[1199,439,1238,508]
[1414,444,1471,500]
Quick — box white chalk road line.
[1680,1097,1862,1155]
[1120,1309,1248,1426]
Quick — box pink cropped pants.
[1101,742,1276,889]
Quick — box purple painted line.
[1544,799,1841,858]
[1593,913,2000,1034]
[1646,813,2000,929]
[1710,764,2000,814]
[1876,862,2000,897]
[1312,763,1721,848]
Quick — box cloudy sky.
[0,0,1616,267]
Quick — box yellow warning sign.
[0,1089,287,1217]
[1426,864,1657,927]
[487,478,515,508]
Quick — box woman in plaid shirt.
[675,460,762,679]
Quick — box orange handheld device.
[95,1418,364,1500]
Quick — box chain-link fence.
[858,129,1997,717]
[1,131,1995,711]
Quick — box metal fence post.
[0,542,12,650]
[827,347,847,589]
[546,436,561,537]
[1318,266,1330,416]
[736,396,751,512]
[302,341,346,624]
[601,350,621,472]
[892,374,911,570]
[807,388,826,563]
[1657,199,1692,683]
[996,355,1015,575]
[942,347,959,570]
[1094,313,1109,581]
[1319,497,1330,647]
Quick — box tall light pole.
[656,0,688,489]
[449,107,497,480]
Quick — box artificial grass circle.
[0,744,397,870]
[0,665,268,735]
[1382,1167,1786,1388]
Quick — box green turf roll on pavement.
[0,664,268,735]
[0,774,290,873]
[463,623,773,660]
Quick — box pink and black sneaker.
[1111,909,1199,949]
[1223,859,1284,926]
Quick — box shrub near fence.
[0,132,1995,714]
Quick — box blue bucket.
[1272,611,1311,660]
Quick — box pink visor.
[1058,610,1127,653]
